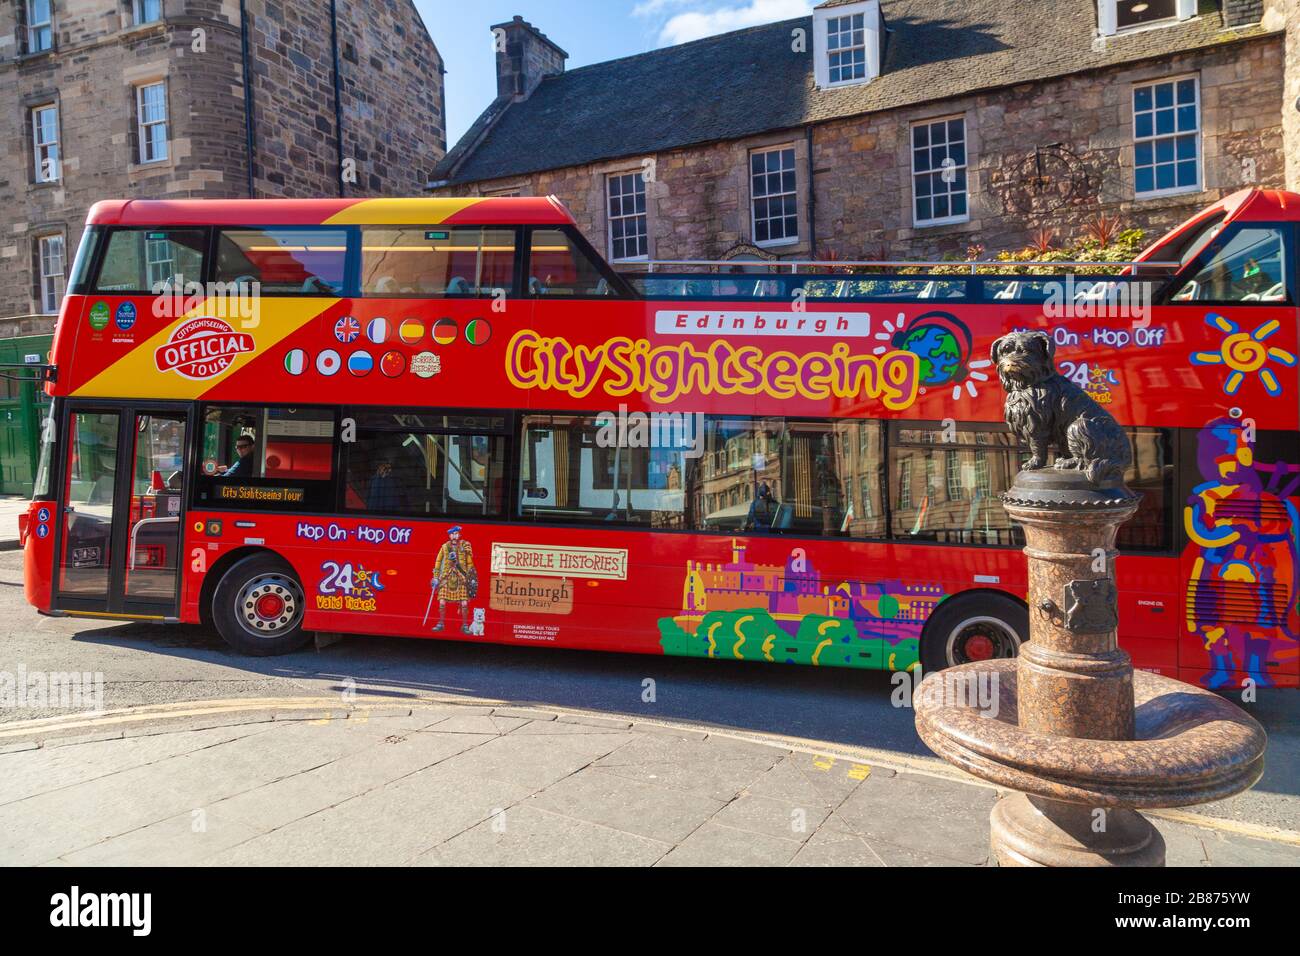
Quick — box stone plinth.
[914,469,1267,867]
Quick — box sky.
[417,0,815,147]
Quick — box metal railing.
[637,259,1183,274]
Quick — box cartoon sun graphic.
[1190,314,1297,397]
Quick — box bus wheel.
[211,554,310,656]
[921,593,1027,673]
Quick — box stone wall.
[441,34,1286,265]
[0,0,445,322]
[1279,0,1300,191]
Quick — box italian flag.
[284,349,306,375]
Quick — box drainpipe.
[806,125,817,257]
[239,0,256,197]
[329,0,345,198]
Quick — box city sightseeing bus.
[17,189,1300,689]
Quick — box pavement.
[0,495,26,551]
[2,695,1298,866]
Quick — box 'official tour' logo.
[154,317,255,379]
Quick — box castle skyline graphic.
[658,539,943,670]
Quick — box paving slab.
[655,822,801,867]
[829,770,998,866]
[527,766,726,844]
[412,804,670,867]
[203,764,534,866]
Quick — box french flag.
[367,317,389,344]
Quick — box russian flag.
[348,350,374,377]
[367,317,389,344]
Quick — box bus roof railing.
[635,259,1185,274]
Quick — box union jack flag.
[334,316,361,343]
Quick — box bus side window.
[360,226,515,297]
[1171,225,1289,303]
[528,229,613,297]
[215,228,348,295]
[94,228,206,293]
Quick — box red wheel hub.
[965,632,995,661]
[255,593,286,619]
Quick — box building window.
[1133,77,1199,197]
[827,13,866,84]
[945,449,967,502]
[912,117,968,226]
[750,146,798,246]
[134,0,163,25]
[38,235,65,314]
[607,172,648,262]
[32,104,59,183]
[1117,0,1177,28]
[136,81,169,164]
[26,0,53,53]
[1099,0,1195,35]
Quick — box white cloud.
[654,0,814,46]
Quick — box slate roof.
[433,0,1276,186]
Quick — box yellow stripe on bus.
[73,297,337,400]
[322,198,484,225]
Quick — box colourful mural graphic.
[1184,418,1300,688]
[1190,314,1296,397]
[877,310,993,402]
[657,540,943,670]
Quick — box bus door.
[53,403,191,619]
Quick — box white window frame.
[826,12,867,86]
[136,81,169,164]
[26,0,53,53]
[749,145,799,248]
[606,171,648,262]
[813,0,881,89]
[31,103,60,183]
[911,114,969,228]
[1132,75,1201,200]
[38,234,65,315]
[134,0,163,25]
[1098,0,1195,36]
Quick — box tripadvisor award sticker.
[410,350,441,379]
[89,302,110,330]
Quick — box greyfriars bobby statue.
[992,330,1131,483]
[913,327,1266,867]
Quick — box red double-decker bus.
[17,189,1299,689]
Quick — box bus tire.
[920,592,1027,673]
[211,553,310,656]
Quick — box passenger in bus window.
[222,435,256,478]
[747,482,776,532]
[366,457,406,512]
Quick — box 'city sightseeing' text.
[505,331,920,409]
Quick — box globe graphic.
[899,325,963,386]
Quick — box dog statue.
[991,330,1132,484]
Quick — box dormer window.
[827,13,867,84]
[813,0,882,90]
[1098,0,1195,36]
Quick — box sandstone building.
[434,2,1297,268]
[0,0,447,331]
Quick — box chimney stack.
[493,16,568,101]
[1223,0,1264,28]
